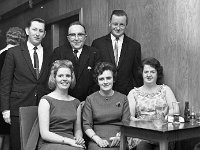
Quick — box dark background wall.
[0,0,200,149]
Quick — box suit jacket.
[0,42,51,116]
[51,42,101,101]
[92,33,142,95]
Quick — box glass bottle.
[184,101,190,122]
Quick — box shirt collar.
[27,40,42,51]
[110,34,124,42]
[73,48,82,54]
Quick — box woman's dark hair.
[93,62,117,84]
[139,57,163,84]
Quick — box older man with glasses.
[51,21,101,102]
[92,10,142,96]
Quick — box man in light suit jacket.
[92,10,142,95]
[51,21,101,102]
[0,18,51,150]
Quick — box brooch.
[116,102,121,107]
[87,66,92,71]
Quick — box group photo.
[1,1,200,150]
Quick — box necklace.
[99,90,114,100]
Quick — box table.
[120,120,200,150]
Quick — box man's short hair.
[68,21,86,34]
[27,18,46,29]
[110,10,128,25]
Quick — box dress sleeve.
[122,96,131,124]
[73,99,81,109]
[82,96,93,131]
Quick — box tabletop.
[119,120,200,150]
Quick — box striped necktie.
[114,37,119,66]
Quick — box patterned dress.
[128,85,169,149]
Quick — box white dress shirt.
[111,34,124,63]
[73,48,82,58]
[27,41,43,72]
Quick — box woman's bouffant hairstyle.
[93,62,117,84]
[6,27,26,45]
[139,57,164,85]
[48,60,76,90]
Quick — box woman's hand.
[74,136,85,148]
[109,136,120,147]
[93,135,109,148]
[68,138,85,148]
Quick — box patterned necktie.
[33,47,39,79]
[114,37,119,66]
[73,49,79,62]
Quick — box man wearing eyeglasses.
[51,21,101,102]
[92,10,142,95]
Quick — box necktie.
[73,49,79,62]
[33,47,39,79]
[114,38,119,66]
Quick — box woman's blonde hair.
[48,60,76,90]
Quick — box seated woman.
[82,62,130,150]
[38,60,85,150]
[127,57,179,150]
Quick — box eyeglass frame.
[67,33,87,40]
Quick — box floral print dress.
[128,85,169,149]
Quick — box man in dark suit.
[0,18,51,150]
[51,21,101,102]
[92,10,142,95]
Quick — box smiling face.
[55,67,72,90]
[25,21,46,46]
[109,14,127,38]
[67,24,87,50]
[143,65,158,85]
[98,70,114,93]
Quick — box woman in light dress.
[127,57,179,150]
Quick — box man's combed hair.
[110,9,128,25]
[27,18,46,29]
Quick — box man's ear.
[25,27,29,36]
[43,31,46,38]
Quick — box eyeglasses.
[111,23,126,29]
[67,33,86,40]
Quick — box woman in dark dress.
[82,62,130,150]
[37,60,85,150]
[0,27,26,150]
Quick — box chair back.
[19,106,39,150]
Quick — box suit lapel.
[77,45,89,80]
[38,48,49,79]
[105,34,115,65]
[117,35,128,69]
[21,43,37,79]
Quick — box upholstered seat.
[19,106,39,150]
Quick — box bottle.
[184,101,190,122]
[190,111,196,125]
